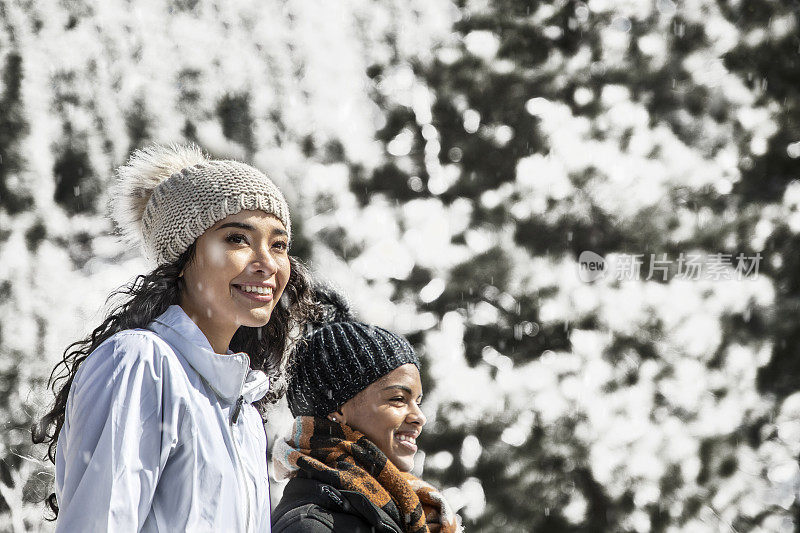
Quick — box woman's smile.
[393,430,419,453]
[232,283,276,302]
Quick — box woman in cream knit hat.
[33,144,320,532]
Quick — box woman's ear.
[327,409,346,424]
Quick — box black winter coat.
[271,475,405,533]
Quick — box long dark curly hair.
[31,243,321,517]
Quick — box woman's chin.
[390,454,415,473]
[238,308,273,328]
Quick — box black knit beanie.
[287,287,420,418]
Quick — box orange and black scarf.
[273,416,461,533]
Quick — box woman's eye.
[272,240,289,251]
[226,234,248,245]
[390,397,405,403]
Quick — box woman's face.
[337,363,426,472]
[179,210,291,352]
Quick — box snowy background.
[1,0,799,531]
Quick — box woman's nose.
[252,246,278,274]
[409,403,427,427]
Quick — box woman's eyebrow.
[215,223,289,238]
[382,385,412,394]
[216,222,255,231]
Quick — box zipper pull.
[230,396,244,425]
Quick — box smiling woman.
[32,144,321,532]
[271,288,461,533]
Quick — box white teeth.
[239,285,273,295]
[395,434,416,444]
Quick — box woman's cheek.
[203,239,234,269]
[277,256,291,287]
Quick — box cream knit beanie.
[110,144,291,265]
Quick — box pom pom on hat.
[310,285,356,326]
[110,144,207,250]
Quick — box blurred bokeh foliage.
[1,0,799,531]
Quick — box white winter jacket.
[55,305,272,532]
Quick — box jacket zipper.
[230,394,252,533]
[230,396,244,424]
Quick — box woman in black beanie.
[271,288,461,533]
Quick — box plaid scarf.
[273,416,460,533]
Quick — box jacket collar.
[149,305,270,404]
[274,477,403,533]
